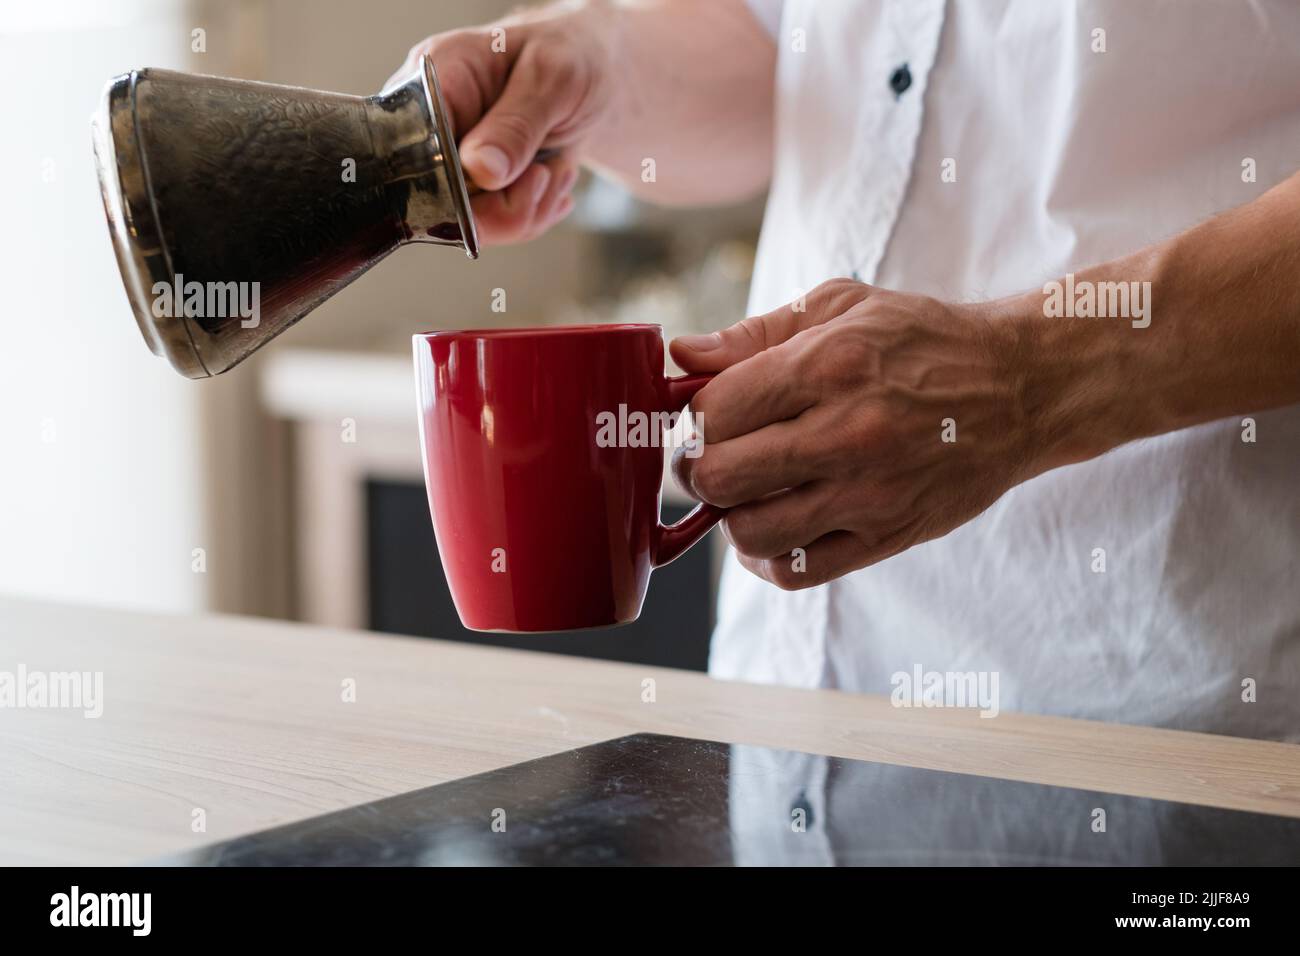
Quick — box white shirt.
[716,0,1300,742]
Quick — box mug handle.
[653,373,725,567]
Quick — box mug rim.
[413,322,661,341]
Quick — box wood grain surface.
[2,596,1298,865]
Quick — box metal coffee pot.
[92,56,479,378]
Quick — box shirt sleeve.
[746,0,782,39]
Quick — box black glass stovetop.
[160,733,1300,866]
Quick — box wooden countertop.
[3,595,1299,865]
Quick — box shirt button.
[889,63,912,98]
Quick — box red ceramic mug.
[413,324,723,632]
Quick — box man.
[393,0,1300,741]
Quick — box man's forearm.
[1003,172,1300,473]
[568,0,777,205]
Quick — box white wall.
[0,0,209,612]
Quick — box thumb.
[670,313,804,373]
[459,57,572,191]
[670,280,871,372]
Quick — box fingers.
[428,53,496,143]
[670,305,815,375]
[388,34,574,192]
[458,47,581,191]
[674,415,825,507]
[735,529,867,591]
[468,165,550,244]
[532,158,580,230]
[669,278,872,374]
[688,345,816,444]
[721,483,840,560]
[735,512,928,590]
[468,154,579,245]
[385,36,500,132]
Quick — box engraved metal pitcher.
[92,56,477,378]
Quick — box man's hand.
[674,158,1300,591]
[390,0,776,239]
[389,8,615,245]
[669,280,1044,590]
